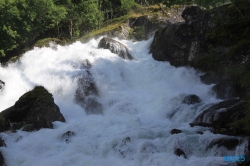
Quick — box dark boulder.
[190,99,246,135]
[182,94,201,105]
[0,80,4,90]
[0,86,65,131]
[74,61,103,115]
[0,152,5,166]
[170,129,182,134]
[98,37,133,60]
[207,137,242,150]
[174,148,187,159]
[150,6,210,67]
[181,6,211,29]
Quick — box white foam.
[0,37,242,166]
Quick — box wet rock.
[174,148,187,159]
[182,94,201,105]
[150,6,210,67]
[208,137,241,150]
[74,62,103,115]
[196,131,203,135]
[0,152,5,166]
[170,129,182,134]
[98,37,133,60]
[0,86,65,131]
[0,138,6,147]
[0,80,4,90]
[61,131,75,143]
[190,99,246,134]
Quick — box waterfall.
[0,37,245,166]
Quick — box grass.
[80,5,165,41]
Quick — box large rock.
[150,6,211,66]
[74,60,103,115]
[190,99,246,135]
[0,86,65,131]
[98,37,133,60]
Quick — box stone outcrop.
[74,60,103,115]
[0,86,65,131]
[98,37,133,60]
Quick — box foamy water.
[0,38,244,166]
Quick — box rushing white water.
[0,38,245,166]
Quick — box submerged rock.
[174,148,187,159]
[98,37,133,60]
[61,131,75,143]
[0,80,4,90]
[182,94,201,105]
[170,129,182,134]
[74,60,103,115]
[0,86,65,131]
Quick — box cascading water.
[0,37,246,166]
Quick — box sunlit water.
[0,38,245,166]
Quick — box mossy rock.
[34,38,68,48]
[0,86,65,132]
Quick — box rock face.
[0,86,65,131]
[190,99,246,134]
[150,6,210,66]
[98,37,133,60]
[74,60,103,115]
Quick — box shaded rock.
[190,99,246,135]
[208,137,241,150]
[174,148,186,159]
[182,94,201,105]
[98,37,133,60]
[74,61,103,115]
[21,124,34,132]
[170,129,182,134]
[0,152,5,166]
[128,15,168,41]
[181,6,210,28]
[150,6,210,66]
[61,131,75,143]
[0,86,65,131]
[212,81,237,99]
[0,80,4,90]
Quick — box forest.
[0,0,238,62]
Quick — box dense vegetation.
[0,0,237,63]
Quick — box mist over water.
[0,38,244,166]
